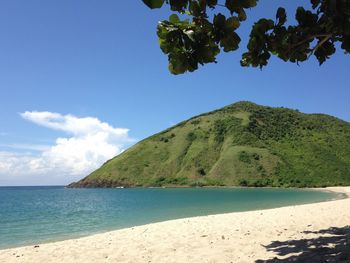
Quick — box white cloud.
[0,151,35,175]
[21,111,129,137]
[0,112,135,185]
[0,143,51,151]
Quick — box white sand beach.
[0,187,349,263]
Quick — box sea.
[0,186,341,249]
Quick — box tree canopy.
[142,0,350,74]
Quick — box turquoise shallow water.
[0,186,340,249]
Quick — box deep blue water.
[0,186,340,249]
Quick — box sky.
[0,1,349,186]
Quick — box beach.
[0,186,349,263]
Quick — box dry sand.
[1,187,349,263]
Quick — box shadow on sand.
[256,226,350,262]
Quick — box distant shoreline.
[1,184,350,193]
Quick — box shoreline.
[1,186,350,262]
[0,187,343,250]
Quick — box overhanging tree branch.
[142,0,350,74]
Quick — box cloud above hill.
[0,112,134,185]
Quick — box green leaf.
[169,0,189,12]
[142,0,165,9]
[169,54,189,74]
[238,10,247,21]
[241,0,257,8]
[198,46,218,63]
[225,0,236,14]
[221,32,240,52]
[214,13,226,28]
[225,16,240,30]
[276,7,287,26]
[169,14,180,24]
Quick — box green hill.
[68,102,350,188]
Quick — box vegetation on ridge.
[68,101,350,188]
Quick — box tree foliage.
[142,0,350,74]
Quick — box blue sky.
[0,1,349,185]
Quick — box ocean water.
[0,186,340,249]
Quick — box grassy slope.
[69,101,350,188]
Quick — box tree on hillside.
[142,0,350,74]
